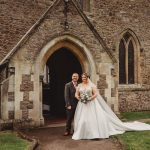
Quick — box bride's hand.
[89,96,96,101]
[88,97,92,101]
[90,86,97,100]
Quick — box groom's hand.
[67,106,72,110]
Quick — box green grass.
[117,130,150,150]
[0,131,31,150]
[120,111,150,121]
[116,111,150,150]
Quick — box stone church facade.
[0,0,150,128]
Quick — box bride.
[72,73,150,140]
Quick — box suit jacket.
[64,81,78,108]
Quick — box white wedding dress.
[72,81,150,140]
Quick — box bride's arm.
[90,86,97,100]
[75,87,80,101]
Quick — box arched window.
[79,0,90,12]
[119,39,126,84]
[119,32,139,84]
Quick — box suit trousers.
[65,107,76,132]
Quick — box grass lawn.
[119,111,150,121]
[0,131,31,150]
[116,111,150,150]
[117,130,150,150]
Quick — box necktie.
[73,82,77,88]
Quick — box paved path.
[24,127,123,150]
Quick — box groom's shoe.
[63,131,70,136]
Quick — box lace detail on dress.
[78,84,93,97]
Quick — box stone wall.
[0,0,150,115]
[92,0,150,111]
[1,75,15,120]
[119,89,150,112]
[6,0,117,123]
[0,0,54,61]
[17,0,103,63]
[92,0,150,83]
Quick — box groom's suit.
[64,81,78,132]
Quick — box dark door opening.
[42,48,82,123]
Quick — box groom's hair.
[72,72,79,77]
[72,73,79,76]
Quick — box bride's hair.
[81,73,90,78]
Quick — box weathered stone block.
[99,74,106,80]
[99,89,105,97]
[111,104,114,111]
[22,75,31,82]
[20,101,28,110]
[20,74,33,91]
[111,88,116,97]
[8,110,14,119]
[111,68,117,77]
[23,92,29,101]
[27,101,33,109]
[20,101,33,110]
[20,81,33,91]
[97,74,108,89]
[8,92,14,101]
[22,110,29,119]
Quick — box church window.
[119,32,137,84]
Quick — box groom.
[64,73,79,136]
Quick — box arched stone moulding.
[35,35,98,83]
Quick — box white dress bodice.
[78,84,93,98]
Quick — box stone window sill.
[118,84,150,92]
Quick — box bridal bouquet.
[80,92,91,104]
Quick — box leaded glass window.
[119,39,126,84]
[119,32,135,84]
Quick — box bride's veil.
[87,78,150,132]
[87,78,122,123]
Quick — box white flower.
[80,92,91,104]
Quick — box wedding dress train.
[72,82,150,140]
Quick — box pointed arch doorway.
[43,48,82,121]
[35,35,97,125]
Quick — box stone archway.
[43,47,82,121]
[34,35,97,125]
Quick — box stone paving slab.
[24,127,123,150]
